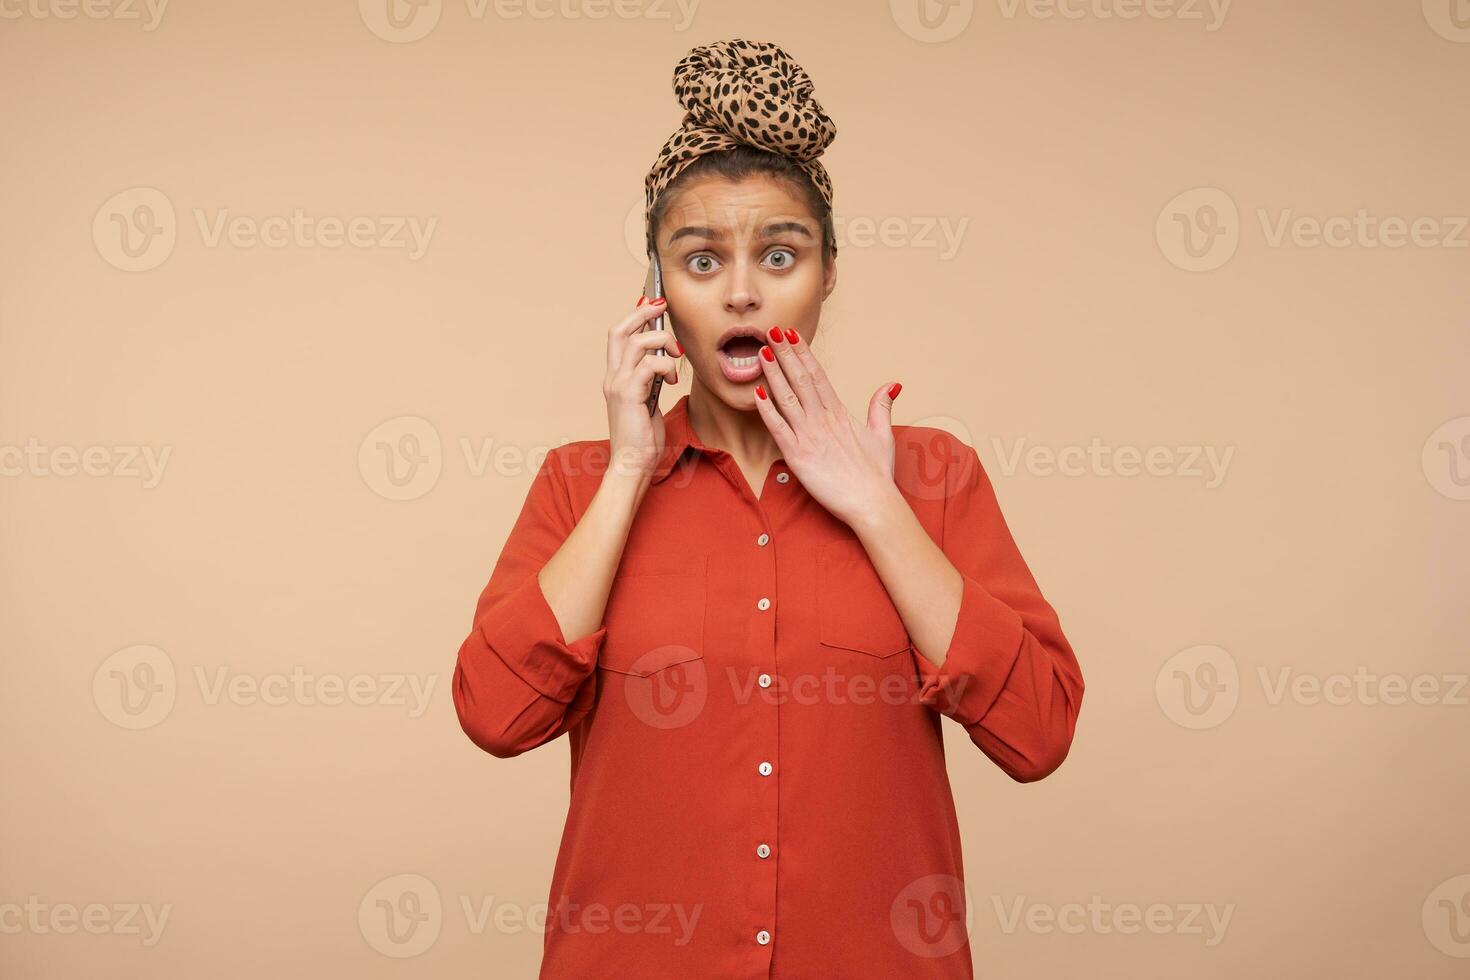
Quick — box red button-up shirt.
[453,393,1084,978]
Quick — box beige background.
[2,1,1467,977]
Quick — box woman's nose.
[723,262,759,313]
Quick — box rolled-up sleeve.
[452,446,607,759]
[912,439,1084,783]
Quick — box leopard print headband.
[644,38,837,252]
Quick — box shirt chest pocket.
[597,554,708,677]
[816,540,912,658]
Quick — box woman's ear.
[821,254,837,300]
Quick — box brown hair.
[647,145,837,268]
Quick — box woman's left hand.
[751,326,904,529]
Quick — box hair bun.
[644,38,838,244]
[672,38,836,163]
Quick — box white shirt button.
[758,761,773,776]
[776,472,790,484]
[757,843,771,859]
[758,673,772,688]
[757,597,771,611]
[757,532,770,546]
[756,929,771,945]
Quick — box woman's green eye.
[687,250,794,274]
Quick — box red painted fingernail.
[784,328,798,344]
[767,326,783,342]
[650,296,666,305]
[673,340,684,355]
[637,296,646,306]
[760,345,775,362]
[888,382,902,399]
[755,384,767,400]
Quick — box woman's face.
[655,174,837,408]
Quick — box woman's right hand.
[604,296,684,483]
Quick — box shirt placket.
[707,451,794,972]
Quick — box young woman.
[452,38,1084,979]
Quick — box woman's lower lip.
[718,347,763,383]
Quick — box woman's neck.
[686,382,783,473]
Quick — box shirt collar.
[650,393,700,484]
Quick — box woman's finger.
[752,380,796,451]
[606,297,669,370]
[755,335,806,432]
[780,327,841,414]
[632,348,682,389]
[761,326,824,418]
[618,323,683,377]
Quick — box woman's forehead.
[661,180,816,244]
[665,175,810,216]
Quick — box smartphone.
[642,248,670,417]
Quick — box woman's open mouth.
[717,334,764,383]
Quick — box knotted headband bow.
[644,38,837,247]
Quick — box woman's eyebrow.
[666,221,814,246]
